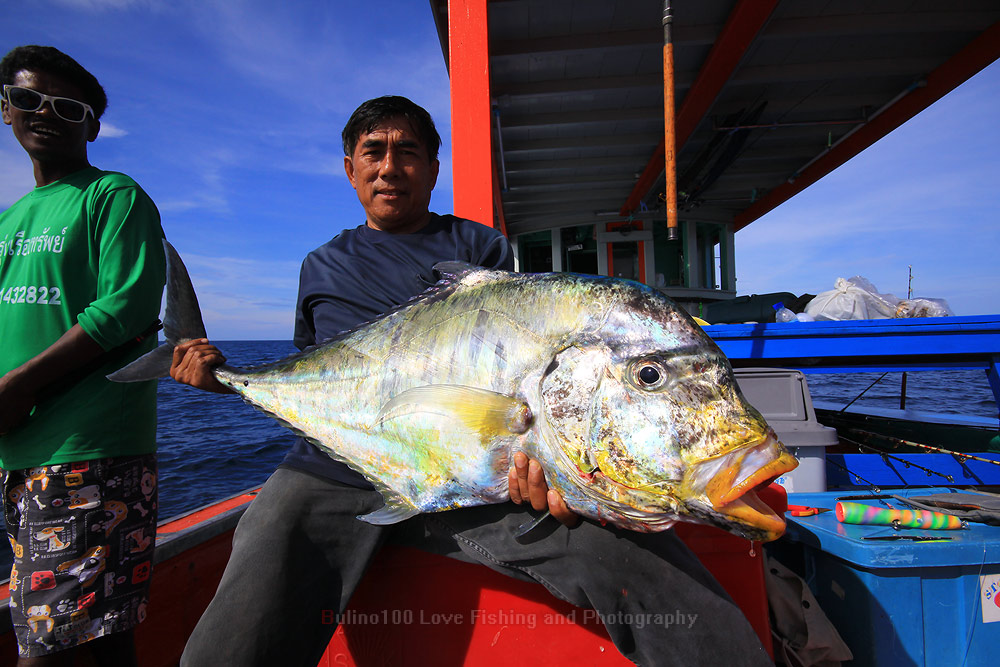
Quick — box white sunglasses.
[3,85,95,123]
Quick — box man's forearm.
[0,324,106,433]
[3,324,105,392]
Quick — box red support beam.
[733,20,1000,230]
[448,0,495,227]
[620,0,779,216]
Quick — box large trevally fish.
[113,241,797,541]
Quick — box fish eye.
[638,366,660,385]
[631,360,666,390]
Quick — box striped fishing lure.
[836,501,964,530]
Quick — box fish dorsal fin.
[294,264,489,356]
[432,261,488,283]
[375,385,532,437]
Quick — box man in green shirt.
[0,45,165,665]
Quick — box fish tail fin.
[107,239,209,383]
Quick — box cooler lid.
[735,368,817,423]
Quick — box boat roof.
[429,0,1000,237]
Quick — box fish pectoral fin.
[358,499,421,525]
[374,385,532,437]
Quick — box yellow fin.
[375,385,532,437]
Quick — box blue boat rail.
[704,314,1000,413]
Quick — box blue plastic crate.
[773,488,1000,667]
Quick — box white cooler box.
[733,368,838,493]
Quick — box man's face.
[344,116,439,234]
[1,69,99,168]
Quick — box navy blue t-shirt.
[280,213,514,485]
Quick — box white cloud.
[733,61,1000,316]
[97,121,128,138]
[170,250,301,339]
[183,0,452,120]
[154,148,235,215]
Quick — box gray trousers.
[180,467,771,667]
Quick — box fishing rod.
[845,428,1000,467]
[825,457,893,507]
[839,434,954,484]
[838,372,890,413]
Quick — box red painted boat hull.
[0,486,785,665]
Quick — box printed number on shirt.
[1,285,62,306]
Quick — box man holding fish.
[170,96,773,666]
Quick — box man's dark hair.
[342,96,441,162]
[1,45,107,120]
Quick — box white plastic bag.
[806,276,954,321]
[804,277,896,321]
[844,276,898,317]
[894,297,954,318]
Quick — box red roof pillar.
[448,0,495,228]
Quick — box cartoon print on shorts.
[55,608,102,645]
[66,485,102,510]
[25,605,54,633]
[95,501,128,537]
[29,571,57,594]
[25,469,50,493]
[102,572,119,598]
[9,533,25,560]
[54,597,75,614]
[131,561,151,585]
[6,455,157,657]
[140,468,156,502]
[56,545,107,587]
[63,472,85,487]
[7,482,26,512]
[126,526,153,554]
[131,500,149,518]
[33,527,71,555]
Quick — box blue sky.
[3,0,998,339]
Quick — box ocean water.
[155,340,299,519]
[804,369,999,420]
[1,341,997,571]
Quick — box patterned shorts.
[2,454,157,657]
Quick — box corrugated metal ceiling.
[431,0,1000,237]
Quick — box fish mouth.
[692,430,798,541]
